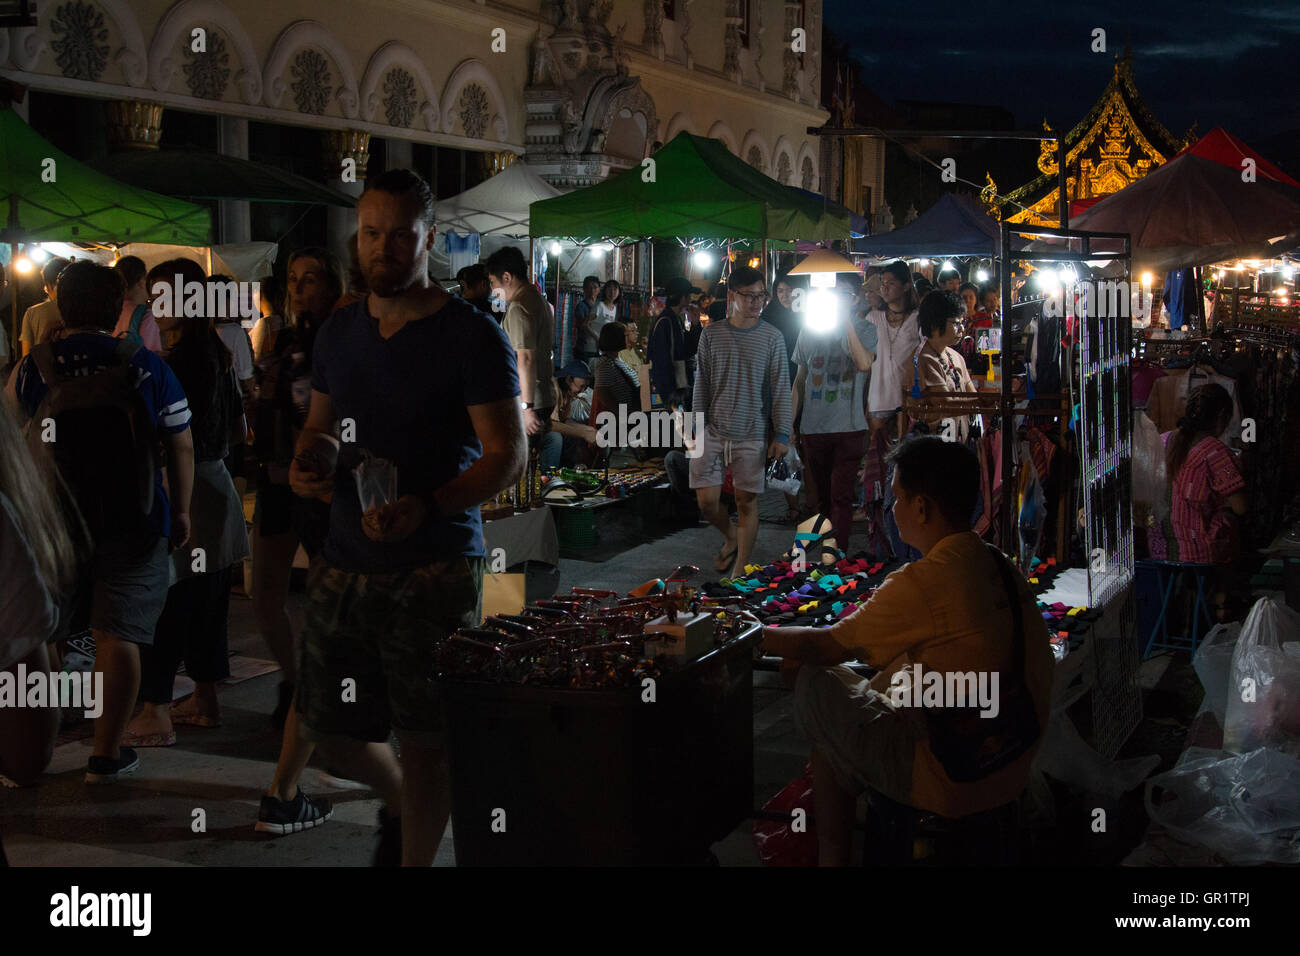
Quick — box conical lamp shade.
[788,248,858,275]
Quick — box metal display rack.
[999,223,1142,759]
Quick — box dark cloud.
[824,0,1300,142]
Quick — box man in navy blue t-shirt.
[288,168,526,866]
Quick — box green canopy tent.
[0,109,211,245]
[529,132,851,243]
[1,107,210,352]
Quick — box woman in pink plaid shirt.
[1150,383,1248,615]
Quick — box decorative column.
[325,130,371,272]
[723,1,741,82]
[218,116,251,244]
[386,137,414,171]
[104,100,164,150]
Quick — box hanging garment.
[1161,269,1198,330]
[442,231,481,276]
[1130,363,1167,409]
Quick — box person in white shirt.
[864,260,920,435]
[594,279,621,336]
[18,257,68,357]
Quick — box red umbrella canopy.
[1069,153,1300,271]
[1175,127,1300,187]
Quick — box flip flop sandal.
[122,730,176,748]
[714,545,739,573]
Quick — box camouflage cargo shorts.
[295,556,485,742]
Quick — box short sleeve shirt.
[11,332,191,538]
[503,284,556,409]
[1150,435,1245,564]
[19,299,62,348]
[311,297,520,572]
[792,317,877,434]
[216,322,254,382]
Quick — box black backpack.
[26,338,160,559]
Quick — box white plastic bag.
[1145,746,1300,864]
[1192,622,1241,724]
[1132,410,1168,525]
[1223,597,1300,756]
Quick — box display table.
[441,624,760,866]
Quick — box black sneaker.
[255,788,334,835]
[85,747,140,784]
[271,680,294,730]
[373,807,402,866]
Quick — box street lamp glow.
[692,250,713,269]
[804,288,839,332]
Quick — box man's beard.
[366,259,423,297]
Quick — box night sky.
[823,0,1300,146]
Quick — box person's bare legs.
[266,703,316,802]
[172,680,221,722]
[695,485,736,570]
[252,529,298,677]
[811,745,856,867]
[124,701,173,738]
[730,489,760,578]
[312,735,403,809]
[91,630,140,761]
[394,731,451,866]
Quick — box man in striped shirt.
[691,266,792,578]
[6,262,194,785]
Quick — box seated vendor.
[758,438,1054,866]
[593,322,650,461]
[900,291,978,442]
[540,360,597,469]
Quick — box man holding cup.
[289,169,526,866]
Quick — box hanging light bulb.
[976,268,989,282]
[692,250,713,269]
[28,246,49,264]
[13,256,34,275]
[549,241,561,255]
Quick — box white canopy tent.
[431,162,560,280]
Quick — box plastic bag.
[1223,597,1300,756]
[1145,746,1300,864]
[1132,410,1169,525]
[765,444,803,495]
[753,763,817,866]
[1192,622,1241,724]
[353,452,398,513]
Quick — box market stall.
[0,108,211,352]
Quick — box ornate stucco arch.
[11,0,149,85]
[149,0,261,102]
[797,141,818,191]
[773,135,796,185]
[359,41,440,131]
[664,112,694,141]
[707,121,737,154]
[741,129,771,173]
[263,20,359,118]
[441,58,509,142]
[595,77,658,151]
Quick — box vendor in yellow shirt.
[758,437,1054,866]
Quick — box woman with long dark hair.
[1150,383,1247,617]
[124,271,250,744]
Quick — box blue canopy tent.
[851,193,998,257]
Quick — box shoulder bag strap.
[986,542,1027,688]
